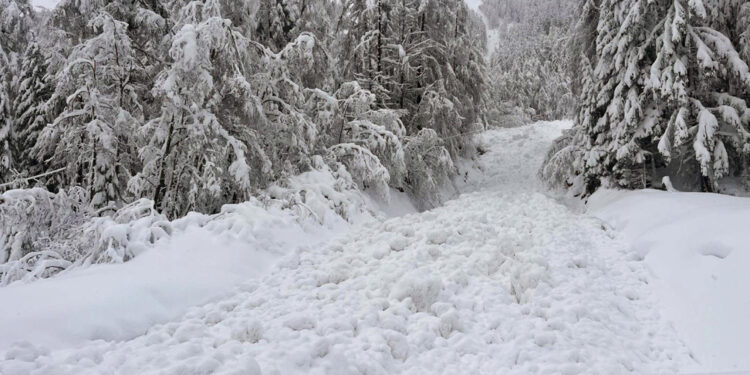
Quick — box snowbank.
[0,157,419,352]
[0,203,340,351]
[589,189,750,372]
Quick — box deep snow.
[0,203,341,351]
[589,189,750,373]
[1,121,701,374]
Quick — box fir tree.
[543,0,750,194]
[0,0,34,182]
[12,39,53,175]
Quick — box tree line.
[0,0,487,217]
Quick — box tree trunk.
[153,116,175,210]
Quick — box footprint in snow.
[697,242,733,259]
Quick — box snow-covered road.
[1,122,694,374]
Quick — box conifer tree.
[543,0,750,194]
[131,0,268,217]
[12,39,53,175]
[35,12,142,209]
[0,0,34,182]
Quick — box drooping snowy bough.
[542,0,750,194]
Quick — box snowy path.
[1,122,693,375]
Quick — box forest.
[0,1,749,372]
[1,0,749,284]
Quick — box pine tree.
[12,39,53,175]
[0,0,34,182]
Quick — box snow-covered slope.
[589,189,750,373]
[0,121,695,375]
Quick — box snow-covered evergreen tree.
[35,12,142,209]
[131,0,270,217]
[11,39,53,175]
[0,0,35,182]
[543,0,750,194]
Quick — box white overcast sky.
[31,0,59,9]
[32,0,481,11]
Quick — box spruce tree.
[12,39,53,175]
[0,0,34,182]
[543,0,750,194]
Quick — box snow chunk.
[389,270,443,312]
[284,315,316,331]
[426,229,451,244]
[389,236,409,251]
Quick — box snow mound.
[589,189,750,373]
[0,199,341,352]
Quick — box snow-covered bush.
[79,199,172,265]
[539,127,585,195]
[341,119,406,189]
[266,156,377,225]
[0,189,172,285]
[0,188,91,285]
[328,143,391,201]
[404,129,456,210]
[0,158,383,286]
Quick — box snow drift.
[589,189,750,372]
[0,200,339,351]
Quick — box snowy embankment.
[0,203,340,351]
[0,164,419,352]
[589,189,750,373]
[1,121,696,375]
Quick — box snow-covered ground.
[1,121,705,374]
[0,203,343,351]
[589,189,750,373]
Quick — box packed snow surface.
[1,121,699,374]
[589,189,750,373]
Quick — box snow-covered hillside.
[1,122,706,374]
